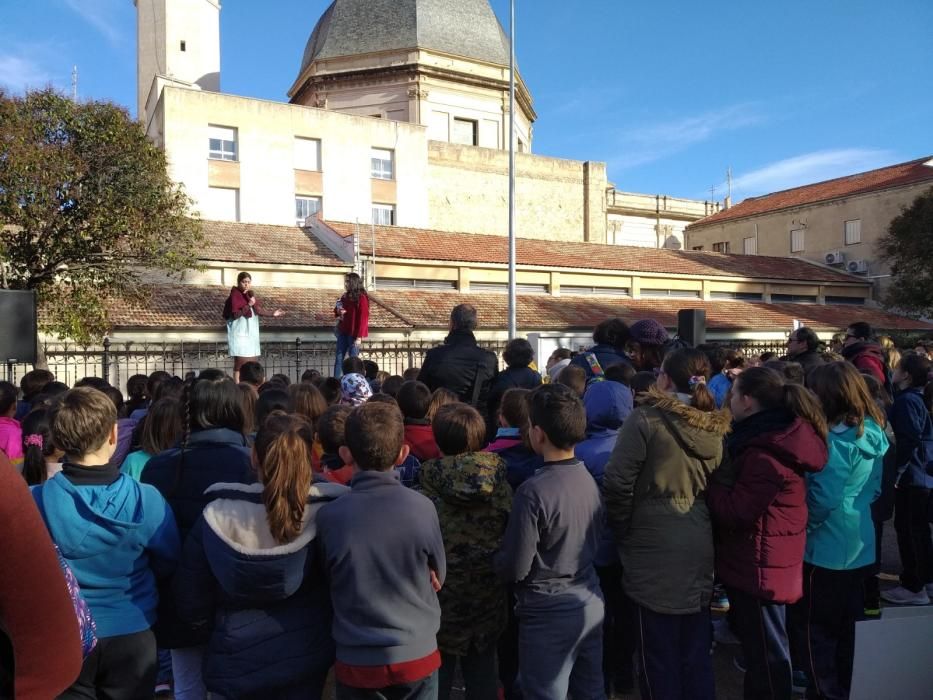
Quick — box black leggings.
[59,629,157,700]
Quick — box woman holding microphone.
[223,271,284,382]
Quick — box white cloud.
[610,103,767,170]
[62,0,124,45]
[0,54,52,93]
[729,148,898,197]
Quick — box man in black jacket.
[782,326,823,376]
[419,304,498,421]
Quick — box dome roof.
[299,0,512,75]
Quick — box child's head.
[426,388,459,421]
[758,351,778,364]
[731,366,828,439]
[270,373,291,387]
[526,384,586,452]
[498,387,530,429]
[381,375,405,398]
[630,371,657,397]
[186,374,244,435]
[288,382,327,426]
[895,353,932,390]
[555,364,587,398]
[803,362,884,437]
[51,387,117,462]
[301,368,322,385]
[253,413,316,545]
[762,359,805,386]
[402,367,421,381]
[238,382,258,434]
[0,381,18,417]
[20,369,54,400]
[367,393,398,407]
[397,380,432,420]
[341,402,407,472]
[316,404,352,455]
[239,361,265,387]
[141,397,184,456]
[256,388,290,430]
[363,360,379,381]
[503,338,534,369]
[432,403,486,456]
[101,385,125,417]
[340,373,373,406]
[21,409,57,485]
[342,356,365,377]
[659,348,716,412]
[126,374,148,401]
[320,377,342,405]
[604,361,635,387]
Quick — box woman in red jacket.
[333,272,369,377]
[223,272,284,382]
[708,367,828,700]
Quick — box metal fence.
[6,337,789,393]
[6,339,512,393]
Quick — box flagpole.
[508,0,517,339]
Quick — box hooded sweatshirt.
[174,481,348,698]
[805,418,887,570]
[603,388,731,614]
[890,386,933,489]
[708,411,827,603]
[31,463,181,638]
[841,341,887,388]
[419,451,511,655]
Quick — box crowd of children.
[1,316,932,700]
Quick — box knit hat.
[629,319,669,346]
[340,373,373,406]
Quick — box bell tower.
[135,0,221,128]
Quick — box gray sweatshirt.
[493,458,604,610]
[317,469,446,665]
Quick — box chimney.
[723,195,732,209]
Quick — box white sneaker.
[881,585,930,605]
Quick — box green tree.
[0,88,202,342]
[878,186,933,316]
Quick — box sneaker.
[154,682,172,696]
[713,617,741,645]
[711,584,730,613]
[880,585,930,605]
[926,583,933,597]
[733,654,747,673]
[792,669,810,694]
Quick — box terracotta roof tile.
[321,221,861,284]
[690,156,933,229]
[199,220,347,267]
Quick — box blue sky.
[2,0,931,202]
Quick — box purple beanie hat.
[629,319,669,346]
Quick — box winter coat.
[335,292,369,339]
[141,427,255,648]
[420,330,499,419]
[841,341,887,388]
[575,381,633,567]
[707,411,827,603]
[805,419,887,570]
[484,432,543,490]
[0,416,23,463]
[785,349,824,376]
[570,343,632,381]
[890,387,933,489]
[32,463,180,638]
[404,420,442,462]
[174,481,347,699]
[486,366,541,434]
[603,388,730,614]
[419,452,511,655]
[707,373,733,409]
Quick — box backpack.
[583,352,606,388]
[53,545,98,658]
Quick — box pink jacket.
[0,416,24,461]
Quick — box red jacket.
[841,341,887,387]
[404,422,442,462]
[708,415,827,603]
[336,292,369,338]
[222,287,264,320]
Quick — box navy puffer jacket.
[174,481,349,699]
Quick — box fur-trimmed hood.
[199,481,348,602]
[638,387,731,460]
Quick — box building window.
[371,148,394,180]
[710,291,764,301]
[208,125,237,161]
[692,246,704,251]
[452,118,478,146]
[825,295,866,305]
[180,40,186,52]
[844,219,861,245]
[294,137,321,171]
[295,196,322,224]
[790,229,805,253]
[772,293,817,303]
[743,236,757,255]
[712,241,730,253]
[640,288,701,299]
[203,187,239,222]
[372,203,395,225]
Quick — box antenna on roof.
[709,183,717,204]
[71,65,78,101]
[727,166,733,200]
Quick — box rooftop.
[200,220,347,267]
[690,156,933,229]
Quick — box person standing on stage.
[223,272,284,383]
[333,272,369,378]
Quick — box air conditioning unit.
[825,251,845,265]
[847,259,870,274]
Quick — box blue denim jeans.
[335,333,360,377]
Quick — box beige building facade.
[686,157,933,296]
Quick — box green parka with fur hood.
[603,388,731,614]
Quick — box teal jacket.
[804,419,887,570]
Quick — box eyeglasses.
[845,333,857,340]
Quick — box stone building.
[685,156,933,296]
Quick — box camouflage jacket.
[419,451,512,655]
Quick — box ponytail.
[662,349,717,413]
[254,413,315,545]
[21,409,55,486]
[691,380,717,413]
[782,384,828,441]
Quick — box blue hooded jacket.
[575,381,632,567]
[174,481,348,698]
[32,463,180,638]
[805,419,887,570]
[890,387,933,489]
